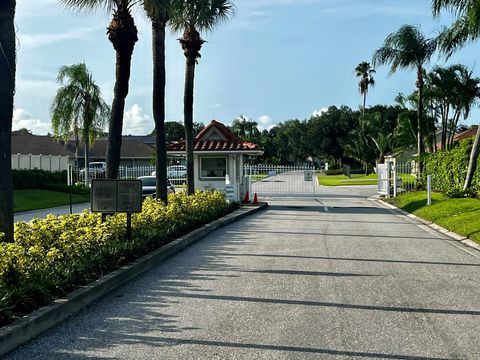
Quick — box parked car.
[167,165,187,178]
[137,176,175,198]
[80,161,106,179]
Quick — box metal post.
[126,213,132,240]
[393,159,397,198]
[427,175,432,206]
[67,164,73,214]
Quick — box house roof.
[11,131,154,159]
[454,127,478,142]
[12,131,74,156]
[167,120,263,154]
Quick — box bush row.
[13,169,88,194]
[424,139,480,195]
[325,169,344,175]
[0,191,232,326]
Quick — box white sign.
[304,170,313,182]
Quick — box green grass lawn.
[389,191,480,244]
[318,173,378,186]
[14,189,90,213]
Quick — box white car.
[80,161,106,178]
[138,176,175,198]
[167,165,187,178]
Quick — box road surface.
[6,186,480,359]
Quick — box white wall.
[11,153,69,172]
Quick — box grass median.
[388,191,480,244]
[14,189,90,213]
[318,173,377,186]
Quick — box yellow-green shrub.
[0,191,231,326]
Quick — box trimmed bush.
[12,169,88,194]
[0,191,232,326]
[424,139,476,194]
[325,169,344,175]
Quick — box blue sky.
[14,0,480,135]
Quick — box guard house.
[167,120,263,202]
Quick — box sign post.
[91,179,142,240]
[67,164,73,214]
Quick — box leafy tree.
[231,115,260,141]
[432,0,480,190]
[0,0,16,242]
[355,61,375,116]
[51,63,109,186]
[193,122,205,137]
[170,0,234,194]
[163,121,185,141]
[373,25,437,174]
[59,0,139,180]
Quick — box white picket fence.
[377,159,418,197]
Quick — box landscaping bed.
[388,191,480,244]
[0,191,233,327]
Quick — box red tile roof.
[455,127,478,142]
[167,120,263,153]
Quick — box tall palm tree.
[51,63,110,187]
[433,0,480,190]
[144,0,171,203]
[59,0,139,180]
[355,61,376,116]
[170,0,234,195]
[373,25,437,175]
[0,0,16,242]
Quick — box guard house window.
[200,157,227,179]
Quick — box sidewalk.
[14,203,91,222]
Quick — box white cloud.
[312,108,328,117]
[257,115,275,131]
[123,104,154,135]
[13,108,51,135]
[18,27,100,49]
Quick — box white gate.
[244,165,316,197]
[377,163,389,196]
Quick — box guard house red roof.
[167,120,263,153]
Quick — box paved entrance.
[7,185,480,359]
[246,165,316,197]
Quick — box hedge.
[12,169,87,194]
[424,139,480,193]
[0,191,232,327]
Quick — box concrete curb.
[0,202,268,357]
[372,197,480,253]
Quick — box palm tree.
[170,0,234,195]
[433,0,480,190]
[355,62,375,116]
[373,25,437,175]
[59,0,139,180]
[144,0,171,203]
[0,0,16,242]
[51,63,110,187]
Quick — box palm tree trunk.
[416,67,424,176]
[84,136,90,187]
[0,0,16,243]
[184,56,196,195]
[152,19,168,203]
[106,11,138,179]
[463,125,480,191]
[363,92,367,116]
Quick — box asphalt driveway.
[6,186,480,359]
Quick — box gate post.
[393,158,397,198]
[386,160,391,199]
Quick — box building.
[167,120,263,202]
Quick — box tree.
[355,61,375,116]
[144,0,172,203]
[373,25,437,174]
[231,115,260,141]
[170,0,234,195]
[0,0,16,242]
[50,63,109,186]
[59,0,139,180]
[163,121,185,141]
[432,0,480,190]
